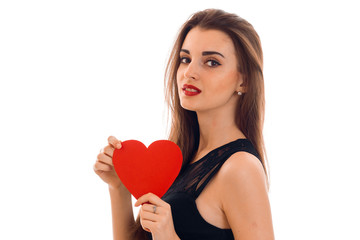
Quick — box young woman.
[94,9,274,240]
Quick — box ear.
[236,72,247,93]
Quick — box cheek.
[212,74,237,92]
[176,77,181,92]
[220,71,240,90]
[176,67,183,82]
[176,68,184,89]
[205,78,238,101]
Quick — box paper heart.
[112,140,182,199]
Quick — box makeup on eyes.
[179,54,222,67]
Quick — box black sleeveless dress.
[148,138,260,240]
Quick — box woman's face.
[177,27,243,113]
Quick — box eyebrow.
[180,49,225,58]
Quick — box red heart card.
[112,140,182,199]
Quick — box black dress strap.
[162,138,261,200]
[192,139,260,199]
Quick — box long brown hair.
[132,9,268,239]
[166,9,268,175]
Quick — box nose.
[183,61,199,80]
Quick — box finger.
[108,136,122,149]
[140,219,156,233]
[142,204,161,215]
[135,193,163,207]
[138,211,152,232]
[140,208,160,222]
[140,218,152,233]
[97,152,113,166]
[103,145,115,157]
[93,161,112,172]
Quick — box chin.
[181,104,196,112]
[180,101,199,112]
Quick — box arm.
[94,136,138,240]
[109,185,135,240]
[218,152,274,240]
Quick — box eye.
[205,59,221,67]
[180,57,191,64]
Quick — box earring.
[237,91,242,96]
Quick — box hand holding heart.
[135,193,180,240]
[94,136,182,197]
[93,136,127,191]
[94,136,182,238]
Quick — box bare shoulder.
[216,152,274,239]
[217,151,267,189]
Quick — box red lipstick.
[182,84,201,96]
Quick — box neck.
[196,105,245,155]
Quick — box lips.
[182,84,201,96]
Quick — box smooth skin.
[94,27,274,240]
[134,193,180,240]
[94,136,136,240]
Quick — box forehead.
[182,27,235,54]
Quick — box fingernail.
[116,143,122,149]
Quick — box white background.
[1,0,359,239]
